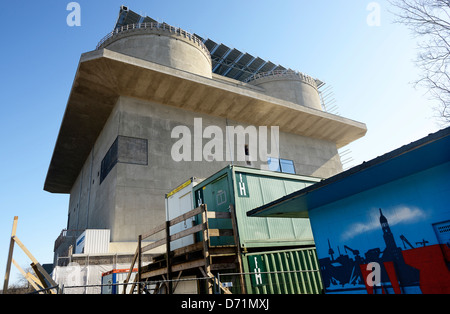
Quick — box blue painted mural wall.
[309,161,450,294]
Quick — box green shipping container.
[242,247,324,294]
[193,165,321,248]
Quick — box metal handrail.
[96,22,210,57]
[244,69,317,87]
[54,229,84,251]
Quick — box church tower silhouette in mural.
[378,208,420,288]
[379,208,403,262]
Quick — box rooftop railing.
[54,229,84,251]
[244,69,318,89]
[96,22,210,58]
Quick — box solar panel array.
[195,34,290,82]
[115,7,157,30]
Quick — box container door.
[203,175,230,213]
[166,181,197,251]
[195,175,234,246]
[176,191,195,249]
[101,273,113,294]
[243,248,323,294]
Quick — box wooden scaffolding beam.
[12,259,45,294]
[3,216,58,294]
[123,204,245,294]
[3,216,18,293]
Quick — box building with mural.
[248,127,450,294]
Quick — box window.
[100,136,148,183]
[280,159,295,174]
[118,136,148,165]
[100,138,119,183]
[267,157,295,174]
[268,157,281,172]
[244,144,252,166]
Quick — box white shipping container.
[101,269,198,294]
[75,229,110,254]
[101,269,137,294]
[165,178,202,251]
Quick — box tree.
[389,0,450,125]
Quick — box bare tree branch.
[389,0,450,125]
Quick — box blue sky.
[0,1,443,286]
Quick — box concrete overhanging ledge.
[44,48,367,194]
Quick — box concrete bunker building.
[47,7,366,268]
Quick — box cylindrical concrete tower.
[97,23,212,78]
[246,70,323,111]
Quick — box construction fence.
[47,204,324,295]
[52,269,323,294]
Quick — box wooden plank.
[171,271,183,294]
[141,238,166,253]
[230,204,246,294]
[165,221,172,294]
[138,235,142,295]
[31,263,51,294]
[153,282,162,294]
[141,259,206,280]
[3,216,18,293]
[208,229,234,237]
[141,223,166,240]
[210,263,238,271]
[141,206,203,241]
[199,267,232,295]
[169,206,203,227]
[129,276,138,295]
[31,263,57,294]
[13,236,39,265]
[35,262,58,292]
[123,245,139,294]
[209,246,238,256]
[171,242,203,257]
[161,274,170,293]
[207,211,231,219]
[13,236,57,289]
[198,266,207,277]
[141,267,168,279]
[172,259,206,273]
[206,270,232,294]
[136,204,242,293]
[170,223,204,242]
[201,205,213,294]
[12,259,44,294]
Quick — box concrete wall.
[249,74,323,111]
[103,29,212,78]
[66,105,121,237]
[64,96,342,243]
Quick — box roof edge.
[247,126,450,217]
